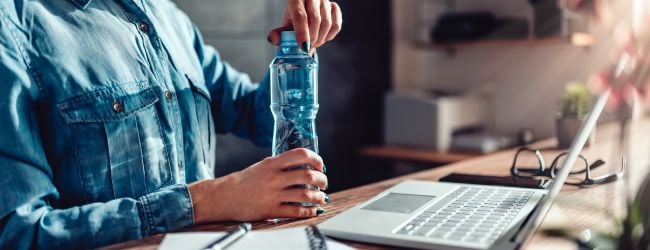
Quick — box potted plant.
[556,82,595,148]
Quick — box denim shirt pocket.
[185,74,215,170]
[57,82,173,202]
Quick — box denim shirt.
[0,0,273,249]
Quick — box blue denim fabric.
[0,0,272,249]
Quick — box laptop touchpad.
[361,193,435,214]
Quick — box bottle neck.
[279,43,307,56]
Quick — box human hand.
[267,0,342,54]
[189,148,328,223]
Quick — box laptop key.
[428,232,447,239]
[469,232,487,237]
[396,228,412,235]
[425,222,442,228]
[448,236,463,241]
[466,237,484,243]
[486,216,502,221]
[441,223,458,228]
[427,202,451,212]
[414,226,434,236]
[449,233,467,238]
[429,216,445,220]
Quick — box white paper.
[159,227,355,250]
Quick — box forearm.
[188,174,237,224]
[0,184,193,249]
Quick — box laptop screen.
[513,89,611,246]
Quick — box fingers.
[284,189,328,205]
[288,0,310,49]
[305,0,321,47]
[314,0,332,48]
[326,2,342,42]
[275,205,322,218]
[267,18,292,46]
[283,169,328,190]
[271,0,342,49]
[273,148,324,172]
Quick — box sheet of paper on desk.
[158,226,354,250]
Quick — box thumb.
[268,21,293,46]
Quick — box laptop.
[319,89,611,250]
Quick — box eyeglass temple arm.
[584,159,605,179]
[585,157,625,180]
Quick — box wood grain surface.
[359,146,480,164]
[103,118,650,250]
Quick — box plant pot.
[555,117,595,149]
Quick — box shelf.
[359,146,481,164]
[413,33,595,51]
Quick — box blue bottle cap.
[280,31,298,47]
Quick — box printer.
[384,91,491,151]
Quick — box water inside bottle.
[269,31,321,210]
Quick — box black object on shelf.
[431,11,529,44]
[432,11,498,43]
[490,18,529,40]
[529,0,563,38]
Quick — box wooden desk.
[359,146,480,164]
[105,119,650,250]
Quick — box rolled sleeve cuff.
[137,184,194,236]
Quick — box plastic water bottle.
[270,31,319,157]
[270,31,320,209]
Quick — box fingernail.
[323,165,327,174]
[324,195,330,204]
[317,208,325,215]
[301,41,310,53]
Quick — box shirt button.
[164,91,173,100]
[113,100,123,113]
[138,22,149,33]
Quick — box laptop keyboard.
[396,186,534,244]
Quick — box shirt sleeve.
[189,21,274,147]
[0,22,194,249]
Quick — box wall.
[174,1,392,190]
[392,0,627,139]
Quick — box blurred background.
[173,0,647,192]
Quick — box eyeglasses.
[510,147,625,186]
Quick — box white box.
[383,91,490,151]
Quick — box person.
[0,0,342,248]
